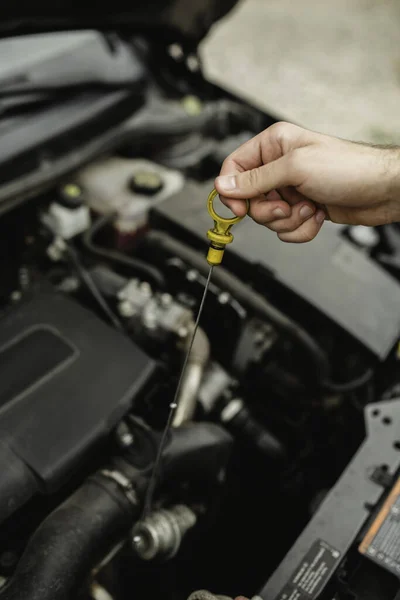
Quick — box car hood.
[0,0,239,44]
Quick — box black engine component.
[151,180,400,360]
[115,418,234,496]
[0,420,234,600]
[0,287,155,522]
[0,471,138,600]
[145,230,331,388]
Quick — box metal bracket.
[260,398,400,599]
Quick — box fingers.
[221,197,249,217]
[213,121,326,242]
[216,122,312,215]
[216,154,300,201]
[248,190,292,222]
[259,201,316,232]
[277,210,325,243]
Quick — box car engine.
[1,29,400,600]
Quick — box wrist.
[383,147,400,220]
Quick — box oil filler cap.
[129,171,164,196]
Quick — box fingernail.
[272,208,286,218]
[300,205,314,219]
[216,175,236,191]
[316,210,325,224]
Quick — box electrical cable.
[64,242,124,332]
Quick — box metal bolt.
[119,300,136,318]
[58,276,80,293]
[116,422,135,449]
[168,43,184,60]
[186,270,198,282]
[143,308,158,330]
[160,293,172,307]
[186,55,200,72]
[10,291,21,303]
[120,432,134,447]
[177,326,188,338]
[218,292,230,305]
[139,281,152,295]
[253,331,266,347]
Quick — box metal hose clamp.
[100,469,138,506]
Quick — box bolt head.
[120,432,134,447]
[139,281,152,296]
[58,276,79,293]
[218,292,230,305]
[177,326,188,338]
[143,308,158,329]
[160,293,172,307]
[119,300,136,318]
[186,270,198,282]
[10,291,21,303]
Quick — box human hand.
[215,122,400,242]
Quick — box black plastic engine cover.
[0,287,155,491]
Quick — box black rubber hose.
[322,367,374,393]
[82,214,166,290]
[64,243,125,331]
[223,402,286,460]
[146,231,331,386]
[1,473,137,600]
[89,265,128,297]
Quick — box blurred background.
[202,0,400,144]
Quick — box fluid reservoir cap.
[182,95,203,116]
[129,171,164,196]
[58,183,85,209]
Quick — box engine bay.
[1,29,400,600]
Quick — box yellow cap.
[206,244,225,266]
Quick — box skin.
[213,124,398,600]
[215,122,400,243]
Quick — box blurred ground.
[201,0,400,143]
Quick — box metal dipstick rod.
[137,189,249,528]
[140,265,213,520]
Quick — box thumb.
[215,155,295,199]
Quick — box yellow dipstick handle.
[206,188,249,266]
